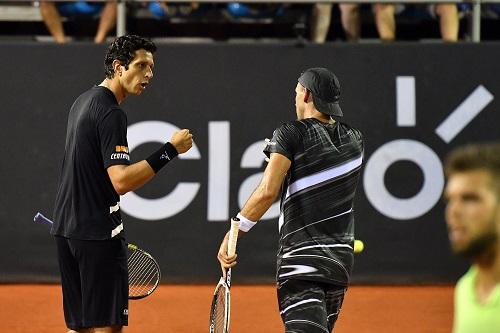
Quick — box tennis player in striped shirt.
[218,67,364,332]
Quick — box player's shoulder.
[78,85,106,98]
[275,119,308,135]
[100,106,127,124]
[85,86,119,105]
[338,121,363,139]
[92,95,126,126]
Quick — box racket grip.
[227,217,240,256]
[34,212,53,226]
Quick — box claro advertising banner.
[0,43,498,283]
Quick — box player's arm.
[107,129,193,195]
[239,152,291,224]
[218,152,290,269]
[107,160,155,195]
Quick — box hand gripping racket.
[34,212,161,300]
[209,217,240,333]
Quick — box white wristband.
[236,213,257,232]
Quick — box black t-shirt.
[52,86,130,240]
[264,118,364,286]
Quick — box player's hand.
[217,231,237,278]
[170,129,193,154]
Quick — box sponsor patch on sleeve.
[111,145,130,160]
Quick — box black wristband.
[146,142,179,173]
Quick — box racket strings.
[127,249,160,297]
[212,286,228,332]
[128,250,157,283]
[128,261,158,296]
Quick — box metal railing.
[2,0,500,42]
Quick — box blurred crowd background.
[1,1,500,43]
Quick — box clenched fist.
[170,129,193,154]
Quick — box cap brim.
[312,95,343,117]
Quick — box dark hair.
[104,35,157,79]
[445,142,500,192]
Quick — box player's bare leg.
[311,3,333,43]
[435,3,458,42]
[374,4,396,41]
[94,1,117,44]
[39,1,66,43]
[339,4,361,41]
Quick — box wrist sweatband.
[237,213,257,232]
[146,142,178,173]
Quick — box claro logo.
[363,77,493,220]
[122,77,494,222]
[120,121,279,221]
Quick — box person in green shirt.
[444,143,500,333]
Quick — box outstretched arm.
[107,129,193,195]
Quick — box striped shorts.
[277,279,347,333]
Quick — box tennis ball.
[354,240,364,253]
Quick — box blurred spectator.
[38,1,117,43]
[444,143,500,333]
[311,3,458,43]
[375,3,459,41]
[148,1,206,19]
[310,4,401,42]
[311,4,359,42]
[224,3,285,20]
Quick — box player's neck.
[308,109,334,124]
[99,78,127,104]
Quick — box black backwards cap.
[298,67,343,117]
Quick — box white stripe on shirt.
[110,202,120,214]
[285,155,363,200]
[111,222,123,238]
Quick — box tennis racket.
[34,212,161,300]
[209,217,240,333]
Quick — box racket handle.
[34,212,53,226]
[227,217,240,256]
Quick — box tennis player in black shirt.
[218,68,364,332]
[52,35,193,333]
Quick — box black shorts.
[55,236,128,330]
[277,279,347,333]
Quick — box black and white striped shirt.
[264,118,363,286]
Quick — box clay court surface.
[0,284,453,332]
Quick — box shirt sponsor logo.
[111,153,130,160]
[115,145,129,153]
